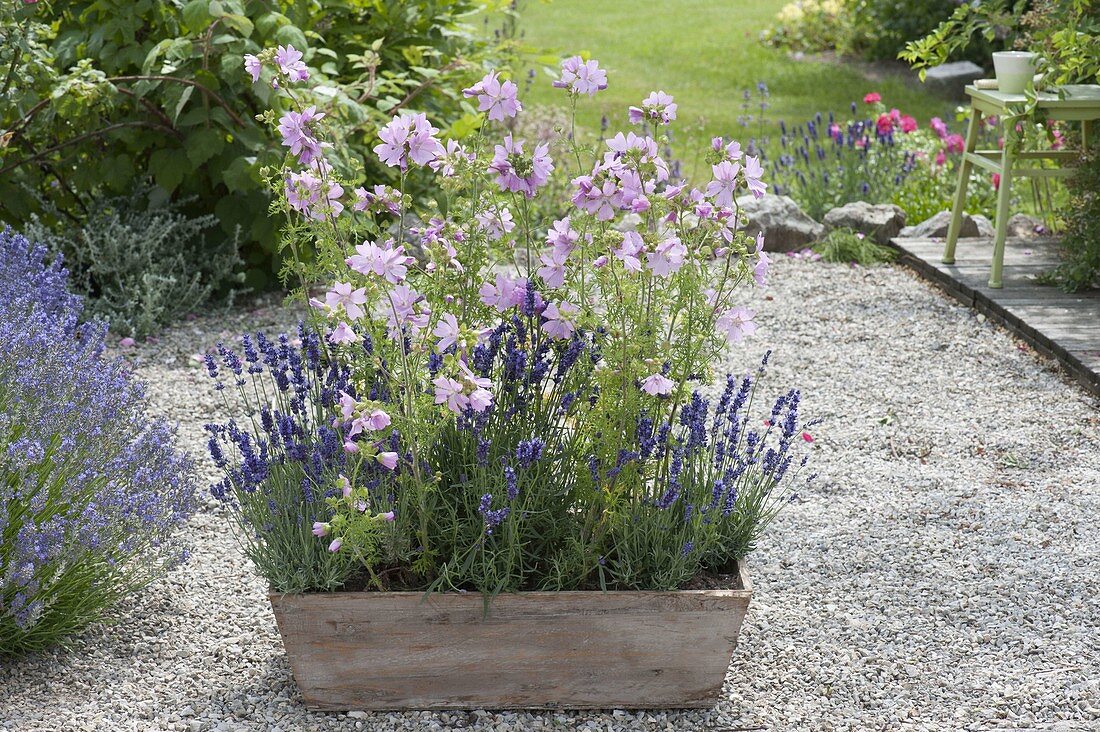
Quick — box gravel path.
[2,260,1098,732]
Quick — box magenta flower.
[743,155,766,199]
[640,373,675,396]
[489,135,554,198]
[244,54,262,83]
[346,240,410,284]
[716,306,757,344]
[930,117,949,139]
[629,90,677,125]
[312,521,330,537]
[463,71,523,122]
[377,452,399,471]
[325,282,368,320]
[863,92,881,104]
[275,45,309,82]
[433,312,461,352]
[541,300,578,340]
[646,235,687,278]
[328,322,358,344]
[479,273,523,311]
[553,56,608,96]
[706,160,741,207]
[899,115,918,133]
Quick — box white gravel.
[2,260,1098,732]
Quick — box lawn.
[517,0,956,160]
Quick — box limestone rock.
[736,194,825,252]
[823,202,906,245]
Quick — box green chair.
[943,84,1100,288]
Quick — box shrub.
[849,0,998,63]
[204,53,817,596]
[1042,140,1100,292]
[24,184,244,338]
[761,0,851,54]
[0,0,508,288]
[0,228,196,656]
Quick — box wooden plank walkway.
[890,236,1100,397]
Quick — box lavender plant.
[0,229,196,655]
[207,51,817,595]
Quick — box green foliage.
[761,0,851,54]
[0,0,508,288]
[24,184,244,337]
[813,227,896,265]
[1042,139,1100,292]
[901,0,1099,85]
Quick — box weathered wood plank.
[269,562,752,710]
[891,236,1100,396]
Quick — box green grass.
[516,0,955,161]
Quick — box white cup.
[993,51,1038,94]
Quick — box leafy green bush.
[761,0,851,54]
[850,0,999,63]
[0,0,507,288]
[24,184,243,337]
[813,227,896,265]
[1043,141,1100,292]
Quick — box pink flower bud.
[343,441,359,454]
[328,538,343,552]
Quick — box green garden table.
[943,84,1100,288]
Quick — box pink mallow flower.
[328,322,358,345]
[706,160,742,207]
[275,45,309,82]
[753,233,769,288]
[475,205,515,241]
[646,235,687,278]
[614,231,645,272]
[312,522,330,537]
[328,538,343,552]
[489,135,554,198]
[541,301,579,340]
[433,375,466,414]
[377,452,399,471]
[433,312,461,352]
[743,155,767,199]
[278,106,327,164]
[374,112,444,170]
[346,240,410,284]
[537,248,569,288]
[716,306,757,344]
[553,56,607,96]
[325,282,368,320]
[546,216,578,256]
[285,170,343,221]
[640,373,675,396]
[479,273,523,311]
[244,54,262,83]
[463,71,523,122]
[628,90,677,125]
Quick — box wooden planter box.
[269,561,752,711]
